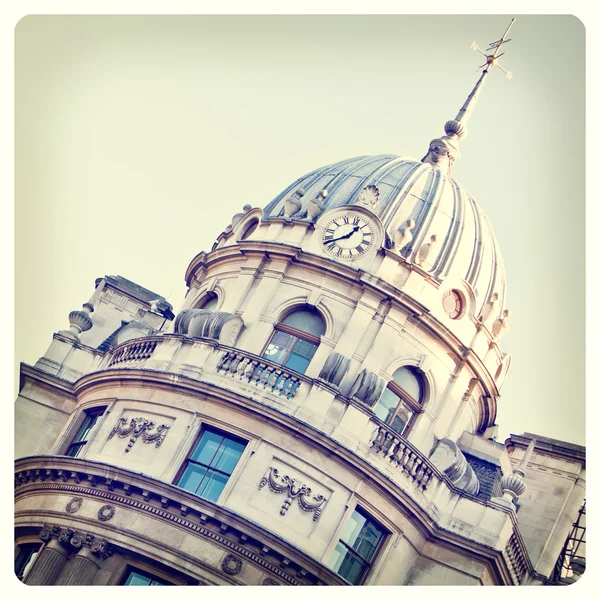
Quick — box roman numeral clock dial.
[321,214,375,260]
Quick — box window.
[15,543,41,581]
[262,307,326,375]
[122,568,173,586]
[373,367,424,435]
[175,428,246,502]
[65,406,106,457]
[442,289,464,319]
[329,507,387,585]
[240,219,259,240]
[198,294,218,311]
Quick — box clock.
[321,213,375,260]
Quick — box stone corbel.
[348,368,385,407]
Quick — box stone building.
[14,21,585,586]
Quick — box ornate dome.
[262,155,506,318]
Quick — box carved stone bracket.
[221,553,243,576]
[108,417,170,452]
[258,467,327,521]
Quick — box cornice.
[14,456,343,586]
[19,363,76,398]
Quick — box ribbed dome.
[263,155,506,317]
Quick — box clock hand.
[325,225,360,244]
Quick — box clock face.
[321,214,375,260]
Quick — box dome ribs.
[406,168,444,265]
[433,177,465,280]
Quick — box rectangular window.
[122,568,173,586]
[65,406,106,457]
[175,428,246,503]
[328,507,386,585]
[15,543,41,580]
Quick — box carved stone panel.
[250,459,332,537]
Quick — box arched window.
[240,219,259,240]
[262,307,325,374]
[198,293,218,311]
[373,367,424,435]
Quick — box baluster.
[261,366,274,388]
[421,468,433,490]
[371,426,386,454]
[252,363,264,384]
[380,432,393,457]
[272,369,284,393]
[404,450,416,476]
[235,356,249,378]
[390,439,403,464]
[216,351,229,372]
[229,353,242,375]
[275,371,286,393]
[243,359,256,382]
[287,377,300,399]
[410,457,422,482]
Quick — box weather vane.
[421,18,517,175]
[470,18,515,79]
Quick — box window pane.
[262,331,294,364]
[354,522,385,562]
[190,430,223,464]
[341,510,368,547]
[200,296,218,311]
[79,413,102,442]
[281,309,325,336]
[392,367,422,402]
[213,438,246,474]
[178,463,207,494]
[390,414,408,435]
[292,339,318,359]
[196,469,228,502]
[66,441,86,458]
[374,387,400,422]
[329,542,368,585]
[284,352,311,374]
[125,572,153,586]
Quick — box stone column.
[23,526,71,586]
[59,534,113,586]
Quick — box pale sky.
[14,14,585,445]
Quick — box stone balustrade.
[371,423,437,491]
[107,340,157,368]
[216,350,302,399]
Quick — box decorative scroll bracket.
[258,467,327,521]
[108,417,170,452]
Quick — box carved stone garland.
[97,505,115,522]
[221,553,243,576]
[108,417,170,452]
[258,467,327,521]
[65,497,82,514]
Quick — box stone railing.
[107,340,157,368]
[371,423,437,491]
[504,532,530,585]
[216,350,302,399]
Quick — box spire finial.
[422,18,516,175]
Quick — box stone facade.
[14,23,585,586]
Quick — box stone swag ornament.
[108,416,170,452]
[259,467,327,521]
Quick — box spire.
[422,18,516,175]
